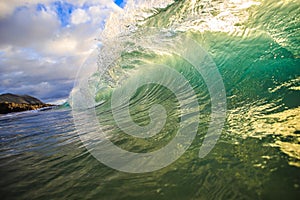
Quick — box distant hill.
[0,93,44,104]
[0,93,53,114]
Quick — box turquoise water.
[1,0,300,199]
[0,108,299,199]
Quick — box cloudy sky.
[0,0,125,104]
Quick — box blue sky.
[52,1,76,26]
[0,0,125,103]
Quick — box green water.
[1,0,300,199]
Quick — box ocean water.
[1,0,300,199]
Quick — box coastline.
[0,93,56,114]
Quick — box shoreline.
[0,93,57,114]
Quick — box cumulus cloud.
[0,0,53,19]
[0,0,123,102]
[71,8,90,24]
[0,7,59,48]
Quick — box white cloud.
[46,37,78,55]
[0,7,59,48]
[0,0,123,102]
[0,0,52,18]
[71,8,90,24]
[0,0,122,18]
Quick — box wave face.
[1,0,299,199]
[72,0,300,196]
[75,0,300,166]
